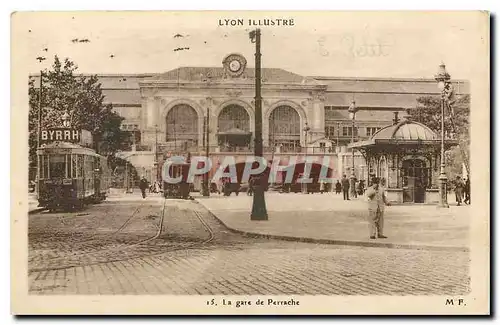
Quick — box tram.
[36,141,110,211]
[162,157,191,199]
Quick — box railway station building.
[34,53,469,193]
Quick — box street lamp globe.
[434,63,450,89]
[348,100,357,120]
[61,111,70,127]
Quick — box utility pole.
[37,71,43,150]
[270,130,276,164]
[348,100,358,198]
[269,130,276,187]
[202,106,210,196]
[125,162,129,193]
[202,116,206,151]
[173,118,177,151]
[249,29,268,220]
[155,124,159,183]
[35,70,43,194]
[336,122,340,150]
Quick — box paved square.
[196,192,470,249]
[28,194,470,295]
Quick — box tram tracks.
[29,200,160,272]
[29,198,215,273]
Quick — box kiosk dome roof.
[371,120,438,141]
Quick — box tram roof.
[37,141,103,157]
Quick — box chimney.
[392,112,399,125]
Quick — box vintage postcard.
[11,11,490,315]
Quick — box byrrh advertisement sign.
[40,128,93,146]
[41,128,80,142]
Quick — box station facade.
[68,53,469,187]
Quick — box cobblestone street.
[28,195,470,295]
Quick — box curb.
[28,207,46,214]
[194,199,469,253]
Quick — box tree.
[409,94,470,177]
[29,56,131,168]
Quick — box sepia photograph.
[10,10,490,315]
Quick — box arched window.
[218,105,250,132]
[269,105,301,152]
[217,105,251,151]
[165,104,199,145]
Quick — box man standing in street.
[454,176,465,206]
[464,176,471,205]
[351,177,358,198]
[139,176,149,199]
[341,175,350,200]
[366,177,390,239]
[335,180,342,194]
[247,176,254,196]
[320,180,325,194]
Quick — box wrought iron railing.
[123,144,347,155]
[123,143,344,155]
[130,145,340,155]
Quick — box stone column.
[153,97,162,128]
[207,100,217,151]
[145,97,155,129]
[311,95,325,142]
[139,96,148,145]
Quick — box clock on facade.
[229,59,241,72]
[222,53,247,77]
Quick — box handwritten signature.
[318,34,392,58]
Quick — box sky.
[13,11,487,80]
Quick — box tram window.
[86,157,92,178]
[39,155,45,179]
[65,154,71,178]
[44,156,49,178]
[38,155,42,179]
[77,155,84,178]
[84,156,88,178]
[72,155,78,178]
[49,155,66,178]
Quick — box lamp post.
[301,121,311,193]
[154,124,159,183]
[173,118,177,151]
[202,106,210,197]
[434,63,450,208]
[303,122,310,153]
[125,161,130,193]
[37,71,43,150]
[249,28,268,220]
[336,122,340,152]
[348,100,358,197]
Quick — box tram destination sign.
[40,128,93,146]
